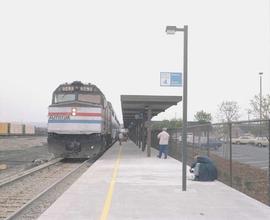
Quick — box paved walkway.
[38,141,270,220]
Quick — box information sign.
[160,72,182,87]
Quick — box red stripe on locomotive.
[48,112,102,116]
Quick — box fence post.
[229,122,232,187]
[268,120,270,206]
[192,129,195,157]
[207,125,210,157]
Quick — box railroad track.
[0,140,116,220]
[0,157,93,220]
[0,158,63,188]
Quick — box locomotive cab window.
[54,93,76,103]
[78,94,101,104]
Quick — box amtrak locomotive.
[47,81,120,158]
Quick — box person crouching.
[190,155,218,181]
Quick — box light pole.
[166,25,188,191]
[259,72,263,137]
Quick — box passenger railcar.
[47,81,120,158]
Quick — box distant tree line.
[151,93,270,130]
[152,119,182,130]
[216,94,270,122]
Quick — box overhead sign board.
[160,72,182,87]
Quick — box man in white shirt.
[157,128,170,159]
[118,133,123,145]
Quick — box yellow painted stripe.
[99,145,122,220]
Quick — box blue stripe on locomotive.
[48,120,102,124]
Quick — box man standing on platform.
[118,132,123,145]
[157,128,170,159]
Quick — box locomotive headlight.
[71,108,77,116]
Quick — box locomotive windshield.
[54,93,76,103]
[78,94,101,104]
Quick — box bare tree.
[217,101,240,160]
[249,94,270,120]
[217,101,240,122]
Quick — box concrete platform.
[38,141,270,220]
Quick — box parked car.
[187,135,222,150]
[219,137,229,144]
[254,137,269,147]
[231,136,256,145]
[200,138,223,150]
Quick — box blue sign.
[160,72,182,87]
[171,73,182,86]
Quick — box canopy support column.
[147,108,152,157]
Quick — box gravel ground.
[0,136,53,180]
[0,161,82,220]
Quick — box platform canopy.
[121,95,182,128]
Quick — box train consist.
[47,81,120,158]
[0,123,35,136]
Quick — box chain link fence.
[151,119,270,205]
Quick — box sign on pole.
[160,72,182,87]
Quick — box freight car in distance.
[0,123,36,136]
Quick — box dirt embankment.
[0,136,47,151]
[0,136,53,180]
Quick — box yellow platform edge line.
[99,145,123,220]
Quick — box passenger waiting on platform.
[118,133,123,145]
[157,128,170,159]
[190,155,218,181]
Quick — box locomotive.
[47,81,120,158]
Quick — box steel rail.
[5,141,116,220]
[4,158,92,220]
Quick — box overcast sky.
[0,0,269,124]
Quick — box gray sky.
[0,0,269,124]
